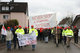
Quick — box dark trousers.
[32,45,36,49]
[60,34,62,43]
[74,35,78,44]
[37,34,41,40]
[40,34,44,41]
[6,41,11,49]
[63,36,66,45]
[53,35,56,43]
[1,35,6,43]
[49,34,54,40]
[13,38,17,49]
[49,34,52,41]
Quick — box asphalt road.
[0,41,80,53]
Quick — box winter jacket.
[6,30,13,41]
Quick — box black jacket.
[43,29,49,37]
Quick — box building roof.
[0,2,28,14]
[71,15,80,26]
[59,18,70,25]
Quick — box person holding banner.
[12,26,17,49]
[15,25,24,49]
[6,27,13,50]
[29,25,38,51]
[24,26,28,34]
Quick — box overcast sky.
[1,0,80,22]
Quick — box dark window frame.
[1,6,10,11]
[3,15,9,19]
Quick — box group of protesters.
[0,25,38,51]
[0,25,79,51]
[37,26,79,48]
[37,28,52,43]
[53,26,78,47]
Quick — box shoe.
[24,45,26,47]
[45,42,48,43]
[7,48,9,51]
[32,49,35,51]
[18,47,21,50]
[76,42,78,44]
[14,47,16,49]
[7,48,11,51]
[56,43,58,47]
[64,43,66,45]
[67,45,70,48]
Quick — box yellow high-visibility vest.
[29,28,38,36]
[51,29,53,34]
[65,29,73,36]
[62,29,66,36]
[15,28,24,35]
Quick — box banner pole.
[55,13,58,47]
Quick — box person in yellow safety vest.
[51,28,54,34]
[29,25,38,36]
[15,25,24,49]
[65,26,73,48]
[62,27,67,45]
[62,29,65,36]
[29,25,38,51]
[15,26,24,35]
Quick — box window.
[6,6,9,10]
[2,6,5,10]
[2,6,9,11]
[3,15,8,19]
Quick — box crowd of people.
[0,25,79,51]
[0,25,38,51]
[37,26,79,48]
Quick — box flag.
[1,25,7,35]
